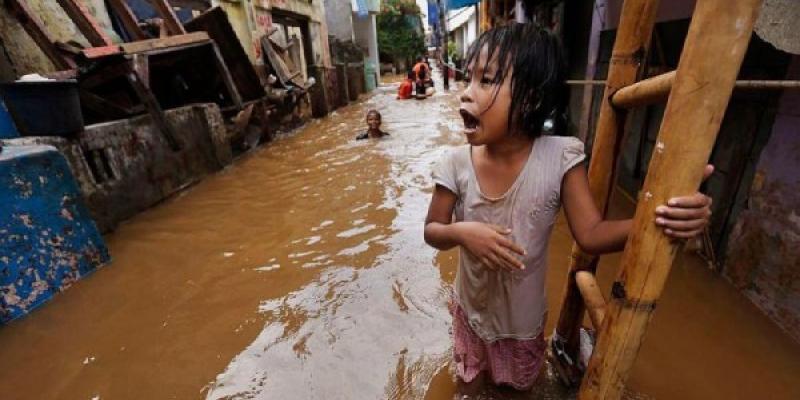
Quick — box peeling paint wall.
[0,0,120,76]
[324,0,355,42]
[755,0,800,55]
[270,0,330,66]
[0,145,110,323]
[2,103,232,233]
[726,56,800,343]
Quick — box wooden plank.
[552,0,660,387]
[210,42,243,109]
[81,45,124,59]
[56,0,114,47]
[184,6,265,101]
[119,32,209,54]
[151,0,187,35]
[106,0,148,41]
[131,53,150,89]
[6,0,75,70]
[79,63,130,88]
[578,0,764,398]
[80,90,137,119]
[124,58,181,150]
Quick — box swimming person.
[356,109,389,140]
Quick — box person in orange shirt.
[412,56,429,81]
[397,70,414,100]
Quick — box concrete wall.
[1,145,110,323]
[270,0,332,68]
[352,13,379,87]
[2,103,232,233]
[725,57,800,343]
[324,0,355,42]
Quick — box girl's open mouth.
[460,109,479,134]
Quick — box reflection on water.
[205,84,460,399]
[0,76,798,400]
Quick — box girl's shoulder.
[534,135,586,176]
[535,135,584,153]
[442,144,472,166]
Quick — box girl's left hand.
[654,165,714,239]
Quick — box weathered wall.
[0,145,110,323]
[726,57,800,343]
[2,103,232,233]
[0,0,120,76]
[324,0,354,42]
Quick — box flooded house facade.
[0,0,376,321]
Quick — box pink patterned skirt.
[450,301,547,391]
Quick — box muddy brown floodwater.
[1,75,799,400]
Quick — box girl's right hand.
[456,222,526,271]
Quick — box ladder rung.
[568,75,800,110]
[576,271,606,329]
[611,71,676,109]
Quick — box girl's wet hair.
[366,109,381,120]
[464,23,565,138]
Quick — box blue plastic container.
[0,80,83,137]
[0,145,109,323]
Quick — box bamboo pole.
[576,271,606,329]
[610,72,800,108]
[552,0,659,384]
[578,0,764,398]
[611,71,675,109]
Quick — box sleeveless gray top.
[432,136,586,341]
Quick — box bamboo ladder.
[549,0,767,398]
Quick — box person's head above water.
[416,56,424,63]
[407,70,415,80]
[366,109,382,131]
[460,23,565,142]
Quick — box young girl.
[424,24,712,392]
[356,109,389,140]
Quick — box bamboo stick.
[576,271,606,329]
[552,0,660,384]
[569,76,800,106]
[578,0,764,398]
[611,71,675,109]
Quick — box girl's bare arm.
[424,185,525,270]
[424,185,462,250]
[561,164,712,255]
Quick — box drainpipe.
[578,0,606,142]
[438,0,449,90]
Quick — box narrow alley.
[0,76,798,399]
